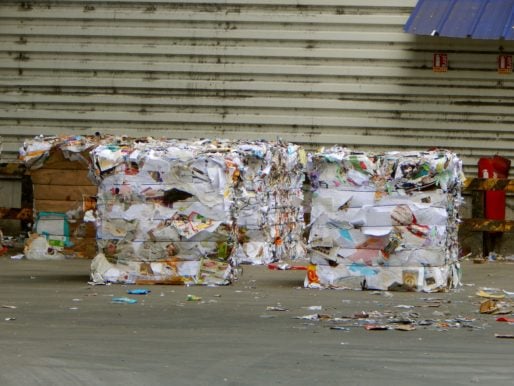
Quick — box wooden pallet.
[461,178,513,256]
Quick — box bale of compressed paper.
[89,138,238,285]
[230,141,307,265]
[305,148,463,292]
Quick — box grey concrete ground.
[1,256,514,386]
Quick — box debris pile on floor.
[476,287,514,315]
[294,308,481,332]
[305,148,464,291]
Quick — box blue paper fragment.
[127,289,151,295]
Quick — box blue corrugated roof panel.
[438,0,483,37]
[405,0,514,40]
[404,0,452,36]
[473,0,514,39]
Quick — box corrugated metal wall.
[0,179,21,208]
[1,0,514,175]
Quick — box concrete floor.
[1,256,514,386]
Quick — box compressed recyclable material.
[88,137,306,284]
[305,148,463,292]
[89,138,239,285]
[20,134,96,170]
[230,141,306,265]
[20,135,307,283]
[19,135,56,170]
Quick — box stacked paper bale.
[89,138,238,285]
[305,148,463,292]
[230,141,306,265]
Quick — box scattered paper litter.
[111,297,138,304]
[304,305,322,311]
[330,326,351,331]
[364,325,390,331]
[266,306,288,312]
[476,289,505,299]
[127,289,151,295]
[495,334,514,339]
[294,314,332,321]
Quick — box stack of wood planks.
[30,149,97,258]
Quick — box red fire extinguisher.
[478,156,511,220]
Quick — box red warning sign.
[498,55,512,74]
[433,53,448,72]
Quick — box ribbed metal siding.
[1,0,514,174]
[0,179,21,208]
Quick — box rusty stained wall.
[1,0,514,177]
